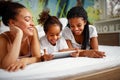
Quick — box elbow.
[91,46,98,51]
[0,59,15,70]
[1,61,9,70]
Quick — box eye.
[70,25,74,28]
[50,34,54,36]
[77,24,82,27]
[24,16,31,22]
[57,33,60,36]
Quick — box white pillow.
[59,18,68,30]
[36,25,45,39]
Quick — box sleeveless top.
[1,32,31,58]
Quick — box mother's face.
[11,8,35,36]
[68,17,86,35]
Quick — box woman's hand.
[71,49,105,58]
[41,49,54,61]
[10,25,23,37]
[6,58,28,72]
[79,50,105,58]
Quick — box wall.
[10,0,99,25]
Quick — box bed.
[0,45,120,80]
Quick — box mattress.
[0,45,120,80]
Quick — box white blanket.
[0,45,120,80]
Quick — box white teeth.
[52,40,56,43]
[75,31,79,32]
[28,27,33,31]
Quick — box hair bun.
[38,9,50,25]
[0,1,11,16]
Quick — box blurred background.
[0,0,110,25]
[0,0,120,46]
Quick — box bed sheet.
[0,45,120,80]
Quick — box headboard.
[98,33,120,46]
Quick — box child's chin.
[74,33,81,35]
[51,42,56,46]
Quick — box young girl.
[38,11,72,61]
[0,1,41,71]
[62,6,105,58]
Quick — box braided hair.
[67,6,90,49]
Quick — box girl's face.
[68,17,86,35]
[46,24,61,45]
[13,8,35,36]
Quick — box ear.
[8,19,16,27]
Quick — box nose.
[30,20,35,27]
[53,35,58,40]
[74,26,79,30]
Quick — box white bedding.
[0,45,120,80]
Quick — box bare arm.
[90,37,98,51]
[1,29,23,69]
[0,27,41,71]
[58,39,77,52]
[0,36,8,68]
[25,27,41,64]
[66,40,74,49]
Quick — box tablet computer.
[53,50,77,58]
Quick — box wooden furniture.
[63,66,120,80]
[98,32,120,46]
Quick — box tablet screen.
[53,50,77,58]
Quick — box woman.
[0,1,41,71]
[62,6,105,58]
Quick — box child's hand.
[70,48,80,57]
[41,49,54,61]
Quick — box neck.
[22,34,28,43]
[74,34,83,44]
[10,32,28,43]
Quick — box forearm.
[90,37,99,51]
[2,33,23,68]
[21,57,40,65]
[78,50,105,58]
[31,28,41,57]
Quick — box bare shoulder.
[0,33,8,53]
[0,34,8,44]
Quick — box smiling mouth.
[52,40,56,43]
[28,27,34,31]
[74,30,80,33]
[51,40,57,43]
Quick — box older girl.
[62,6,105,58]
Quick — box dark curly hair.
[38,10,62,33]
